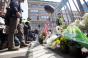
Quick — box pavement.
[0,42,75,58]
[0,47,28,58]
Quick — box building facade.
[28,0,58,30]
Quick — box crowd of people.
[0,0,39,51]
[0,19,39,50]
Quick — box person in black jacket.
[7,0,24,50]
[24,22,31,42]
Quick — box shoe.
[8,47,19,51]
[25,41,31,44]
[20,44,28,48]
[8,45,20,51]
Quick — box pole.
[72,0,82,20]
[83,0,88,9]
[76,0,84,16]
[68,0,75,22]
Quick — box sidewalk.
[0,42,74,58]
[27,45,62,58]
[0,47,28,55]
[0,47,28,58]
[26,44,75,58]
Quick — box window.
[40,16,49,21]
[31,4,38,8]
[41,16,49,19]
[30,10,39,14]
[30,10,38,12]
[38,5,44,8]
[39,10,48,14]
[31,16,37,20]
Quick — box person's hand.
[16,12,21,17]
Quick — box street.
[0,43,75,58]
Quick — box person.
[17,19,27,48]
[46,30,52,38]
[39,32,46,44]
[24,22,31,42]
[0,29,8,49]
[7,0,24,50]
[34,29,39,42]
